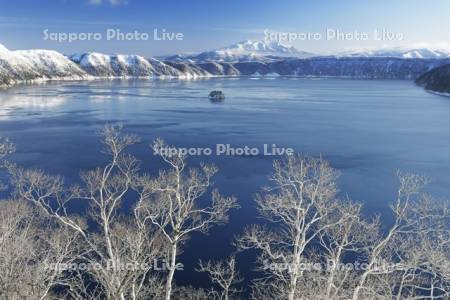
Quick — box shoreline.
[427,89,450,97]
[0,74,417,91]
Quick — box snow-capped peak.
[165,40,314,63]
[216,39,311,58]
[0,43,9,54]
[226,40,296,54]
[0,43,16,61]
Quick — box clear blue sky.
[0,0,449,56]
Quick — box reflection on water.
[1,77,450,287]
[0,92,66,119]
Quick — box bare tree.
[237,155,450,300]
[0,199,81,300]
[0,137,82,299]
[0,136,15,189]
[309,200,377,300]
[0,136,14,159]
[197,256,243,300]
[348,172,450,300]
[236,155,347,300]
[136,138,239,300]
[171,286,215,300]
[2,129,449,300]
[9,124,166,300]
[350,172,450,300]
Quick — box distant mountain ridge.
[164,40,315,63]
[164,40,450,63]
[1,42,450,94]
[340,48,450,59]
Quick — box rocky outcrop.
[208,90,225,101]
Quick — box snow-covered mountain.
[340,48,450,59]
[166,42,450,63]
[217,40,312,57]
[0,43,86,86]
[0,44,214,87]
[165,40,315,63]
[1,42,450,90]
[68,52,160,77]
[67,52,213,78]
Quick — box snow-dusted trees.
[0,136,14,189]
[350,172,450,300]
[0,137,81,300]
[236,155,348,300]
[237,155,449,300]
[8,125,166,300]
[136,138,239,300]
[197,256,243,300]
[0,199,81,300]
[2,128,238,300]
[0,129,448,300]
[0,136,14,159]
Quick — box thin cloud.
[87,0,128,6]
[211,27,265,35]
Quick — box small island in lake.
[208,90,225,101]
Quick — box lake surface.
[1,77,450,287]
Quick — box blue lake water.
[1,77,450,287]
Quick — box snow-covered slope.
[0,44,215,87]
[2,42,450,90]
[166,40,315,63]
[68,52,159,77]
[68,52,213,78]
[340,48,450,59]
[0,43,86,86]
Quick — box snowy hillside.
[68,52,159,77]
[340,48,450,59]
[68,52,213,78]
[0,44,215,87]
[0,43,86,86]
[1,42,450,90]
